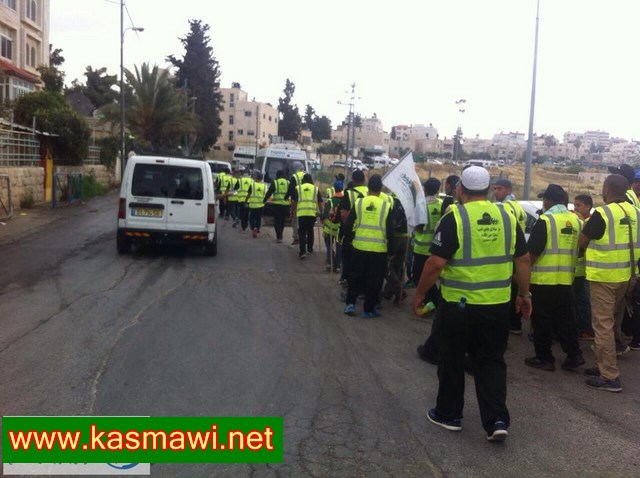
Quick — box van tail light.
[118,198,127,219]
[207,203,216,224]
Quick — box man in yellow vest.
[285,162,306,245]
[321,180,344,272]
[291,173,322,259]
[338,170,368,288]
[264,169,290,243]
[608,163,640,209]
[524,184,584,372]
[245,172,266,239]
[344,174,393,318]
[580,174,640,392]
[234,169,253,231]
[227,169,241,226]
[412,166,531,442]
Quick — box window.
[0,26,13,59]
[263,113,265,119]
[30,46,35,67]
[244,111,252,117]
[268,115,272,121]
[27,0,36,22]
[228,131,234,141]
[229,93,234,107]
[1,0,16,10]
[247,130,255,136]
[229,114,234,125]
[237,129,243,135]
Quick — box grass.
[82,173,109,200]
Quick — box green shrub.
[82,173,108,199]
[20,190,35,209]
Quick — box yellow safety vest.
[248,181,266,209]
[586,202,640,283]
[272,178,290,205]
[627,189,640,209]
[352,195,389,253]
[323,196,342,237]
[530,212,580,286]
[504,199,527,234]
[326,187,335,198]
[379,191,393,205]
[296,183,319,217]
[575,217,587,277]
[414,197,443,256]
[440,201,516,305]
[227,177,239,202]
[235,177,252,202]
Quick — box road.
[1,192,639,477]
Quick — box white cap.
[460,166,490,191]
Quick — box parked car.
[117,156,218,255]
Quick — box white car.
[117,156,218,255]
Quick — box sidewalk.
[0,191,117,247]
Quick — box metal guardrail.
[52,173,83,209]
[0,174,12,219]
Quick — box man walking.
[286,162,306,245]
[264,170,290,243]
[580,174,640,392]
[291,173,322,259]
[339,170,369,287]
[344,175,393,318]
[524,184,584,372]
[245,172,266,238]
[412,166,531,442]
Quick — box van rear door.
[165,163,208,232]
[128,162,170,231]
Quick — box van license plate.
[132,208,163,218]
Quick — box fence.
[0,174,12,219]
[85,145,101,165]
[52,173,83,209]
[0,129,40,166]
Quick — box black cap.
[608,164,635,184]
[538,184,568,203]
[494,178,512,188]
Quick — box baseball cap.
[537,184,568,203]
[494,178,512,188]
[460,166,490,191]
[608,164,635,183]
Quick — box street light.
[120,0,144,180]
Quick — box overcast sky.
[51,0,640,142]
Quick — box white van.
[117,156,218,255]
[206,160,232,180]
[254,146,309,184]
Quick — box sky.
[51,0,640,142]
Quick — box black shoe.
[629,340,640,351]
[487,420,508,442]
[524,356,555,371]
[509,326,522,335]
[427,408,462,432]
[561,355,585,372]
[585,376,622,393]
[416,345,439,365]
[584,366,600,377]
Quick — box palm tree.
[101,63,197,154]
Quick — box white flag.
[382,152,428,227]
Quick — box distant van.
[254,146,309,184]
[206,160,232,180]
[117,156,218,255]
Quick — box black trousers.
[341,240,354,282]
[298,216,316,255]
[531,284,581,362]
[383,236,408,299]
[346,249,387,313]
[272,204,289,240]
[240,204,250,230]
[249,208,263,231]
[413,253,441,305]
[435,300,511,433]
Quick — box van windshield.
[208,163,231,174]
[262,158,305,183]
[132,164,204,200]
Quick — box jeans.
[298,216,316,255]
[346,249,387,313]
[573,276,593,334]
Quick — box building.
[213,82,279,159]
[583,130,610,149]
[0,0,48,102]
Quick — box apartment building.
[332,115,390,154]
[214,83,279,157]
[0,0,48,102]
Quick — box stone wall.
[0,165,115,214]
[0,167,44,213]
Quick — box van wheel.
[205,235,217,256]
[117,235,132,254]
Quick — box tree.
[277,78,301,141]
[14,91,90,164]
[37,45,65,93]
[353,114,362,128]
[304,104,315,130]
[70,66,118,109]
[390,126,397,141]
[312,115,332,141]
[167,19,223,153]
[101,63,197,154]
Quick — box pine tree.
[277,79,301,141]
[167,20,223,154]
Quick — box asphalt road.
[1,192,639,477]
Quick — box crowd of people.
[214,161,640,443]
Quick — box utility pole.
[338,82,357,179]
[524,0,540,199]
